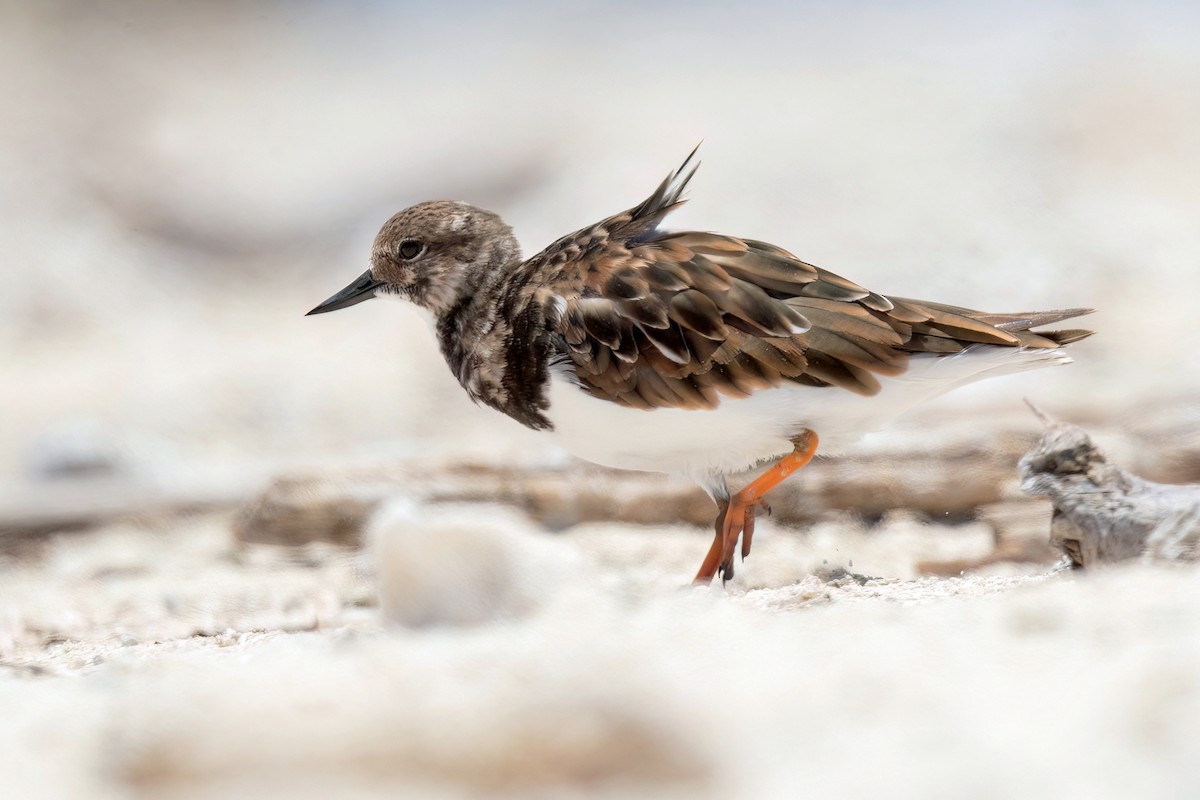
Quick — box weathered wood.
[1019,413,1200,566]
[7,407,1199,559]
[233,435,1034,548]
[6,438,1035,546]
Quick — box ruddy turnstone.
[308,149,1093,583]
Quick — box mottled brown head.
[307,200,521,317]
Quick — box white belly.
[546,373,799,478]
[544,346,1071,481]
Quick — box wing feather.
[536,154,1094,411]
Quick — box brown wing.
[543,153,1094,410]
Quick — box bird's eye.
[398,240,424,260]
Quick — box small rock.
[369,499,583,628]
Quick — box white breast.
[544,346,1071,482]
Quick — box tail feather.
[969,307,1095,348]
[976,307,1094,330]
[1035,328,1093,345]
[974,307,1094,338]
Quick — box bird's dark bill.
[306,270,385,315]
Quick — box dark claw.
[741,505,756,561]
[719,558,735,582]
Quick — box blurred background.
[4,0,1199,494]
[5,4,1200,798]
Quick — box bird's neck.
[433,250,554,431]
[434,247,521,354]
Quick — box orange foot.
[693,430,819,584]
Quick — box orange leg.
[693,430,819,584]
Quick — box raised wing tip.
[631,145,704,222]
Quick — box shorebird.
[308,149,1093,583]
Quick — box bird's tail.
[969,307,1095,347]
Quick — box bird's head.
[307,200,520,317]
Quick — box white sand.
[2,507,1198,799]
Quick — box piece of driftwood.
[233,434,1032,548]
[1019,411,1200,566]
[9,408,1199,557]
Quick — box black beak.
[306,270,385,316]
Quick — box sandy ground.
[4,3,1200,798]
[3,504,1199,799]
